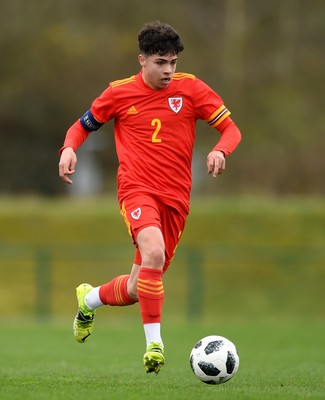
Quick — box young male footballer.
[58,21,241,374]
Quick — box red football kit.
[61,71,241,270]
[61,71,241,324]
[63,71,240,214]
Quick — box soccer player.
[58,21,241,374]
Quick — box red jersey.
[63,72,241,217]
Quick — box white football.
[190,335,239,384]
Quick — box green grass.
[1,320,324,400]
[0,196,324,398]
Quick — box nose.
[164,63,173,74]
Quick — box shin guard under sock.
[137,267,164,324]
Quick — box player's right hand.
[58,147,77,184]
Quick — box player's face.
[139,53,178,90]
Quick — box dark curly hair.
[138,21,184,56]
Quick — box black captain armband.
[80,109,104,131]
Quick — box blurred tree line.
[0,0,324,196]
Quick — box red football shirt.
[63,72,240,217]
[89,72,237,216]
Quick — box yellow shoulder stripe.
[172,72,195,81]
[111,75,136,88]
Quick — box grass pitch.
[1,319,324,400]
[1,196,324,399]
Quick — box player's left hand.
[206,150,225,178]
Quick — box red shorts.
[120,194,186,272]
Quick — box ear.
[138,54,146,67]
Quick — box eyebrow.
[155,57,178,62]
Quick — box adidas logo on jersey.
[127,106,138,114]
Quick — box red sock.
[99,275,136,306]
[137,267,164,324]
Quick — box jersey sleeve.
[59,120,90,155]
[193,78,241,156]
[211,117,241,156]
[193,78,230,128]
[59,82,117,155]
[90,84,116,123]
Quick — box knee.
[142,246,165,269]
[128,286,138,301]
